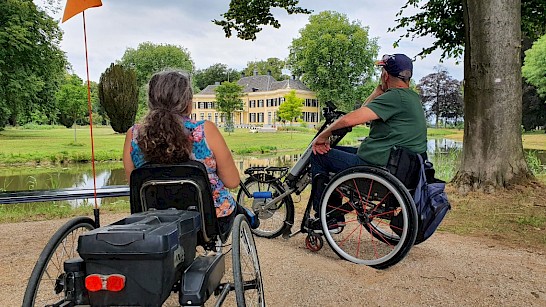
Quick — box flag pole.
[82,10,100,228]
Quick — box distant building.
[191,71,320,127]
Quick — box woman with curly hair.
[122,70,241,220]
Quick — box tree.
[522,84,546,131]
[98,64,139,133]
[522,34,546,98]
[390,0,537,190]
[450,0,533,191]
[118,42,194,87]
[0,0,67,128]
[278,90,304,125]
[214,81,244,133]
[417,67,463,127]
[390,0,546,59]
[194,63,241,90]
[55,74,87,130]
[214,0,311,40]
[118,42,194,114]
[243,58,287,80]
[287,11,379,112]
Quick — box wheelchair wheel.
[22,216,95,307]
[231,214,265,306]
[319,166,418,269]
[237,176,294,238]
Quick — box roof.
[196,74,312,95]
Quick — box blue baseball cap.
[376,54,413,80]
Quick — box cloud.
[42,0,463,82]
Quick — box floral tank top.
[130,118,236,218]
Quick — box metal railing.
[0,186,130,205]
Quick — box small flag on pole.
[62,0,103,23]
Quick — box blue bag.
[412,156,451,244]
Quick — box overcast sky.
[37,0,463,83]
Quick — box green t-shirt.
[357,88,427,166]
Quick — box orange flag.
[62,0,103,23]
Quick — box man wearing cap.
[307,53,427,233]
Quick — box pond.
[0,138,544,195]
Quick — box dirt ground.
[1,213,545,307]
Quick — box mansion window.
[249,100,256,108]
[258,99,264,107]
[305,99,318,107]
[302,112,318,122]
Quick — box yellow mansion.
[191,72,320,127]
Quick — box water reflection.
[427,138,462,153]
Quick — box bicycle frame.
[238,101,352,231]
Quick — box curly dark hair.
[136,71,193,164]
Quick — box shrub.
[98,64,139,133]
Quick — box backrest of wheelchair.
[386,147,426,192]
[129,160,219,244]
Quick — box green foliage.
[525,150,546,175]
[390,0,546,60]
[0,0,67,128]
[278,90,304,124]
[98,64,139,133]
[213,0,311,40]
[194,63,241,90]
[287,11,379,112]
[55,74,88,128]
[243,58,287,80]
[523,34,546,98]
[118,42,195,88]
[214,81,244,132]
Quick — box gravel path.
[1,214,545,306]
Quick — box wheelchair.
[315,165,419,269]
[23,161,265,306]
[239,163,419,269]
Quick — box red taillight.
[85,275,103,292]
[106,274,125,292]
[85,274,125,292]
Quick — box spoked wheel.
[23,216,95,307]
[320,166,418,269]
[237,177,294,238]
[231,214,265,307]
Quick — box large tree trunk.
[453,0,534,192]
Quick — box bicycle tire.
[231,214,265,307]
[320,166,418,269]
[237,176,294,238]
[22,216,95,307]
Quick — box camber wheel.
[232,214,265,307]
[22,216,95,307]
[237,177,294,238]
[320,166,418,269]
